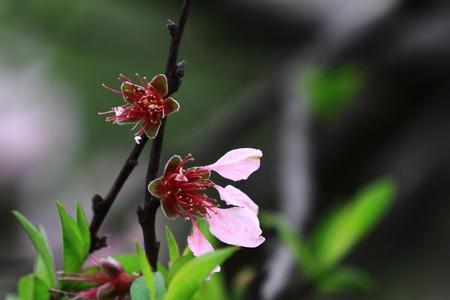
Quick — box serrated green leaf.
[13,212,56,287]
[131,277,150,300]
[75,202,91,255]
[164,247,237,300]
[167,253,194,284]
[56,202,87,273]
[113,254,140,274]
[317,267,375,294]
[311,179,395,271]
[136,243,156,300]
[165,226,180,266]
[261,212,318,279]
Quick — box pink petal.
[188,220,220,280]
[215,185,258,213]
[206,207,265,248]
[187,220,214,257]
[187,220,222,277]
[175,173,188,182]
[202,148,262,181]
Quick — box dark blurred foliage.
[1,0,450,299]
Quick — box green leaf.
[17,275,50,300]
[136,242,156,300]
[157,262,169,283]
[131,273,166,300]
[76,202,91,256]
[193,272,229,300]
[311,179,395,271]
[182,245,192,256]
[154,272,167,300]
[261,212,318,279]
[167,253,194,284]
[165,226,180,266]
[197,220,218,248]
[56,202,87,273]
[114,254,141,274]
[32,276,51,300]
[131,277,150,300]
[33,254,47,285]
[18,275,33,300]
[164,247,238,300]
[317,267,375,294]
[13,212,56,287]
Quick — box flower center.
[162,156,216,219]
[138,93,164,119]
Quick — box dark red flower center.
[160,156,216,219]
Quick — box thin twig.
[89,136,149,252]
[138,0,192,270]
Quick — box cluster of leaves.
[131,223,251,300]
[9,202,89,300]
[262,179,395,295]
[7,203,239,300]
[130,222,240,300]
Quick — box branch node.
[91,235,108,252]
[167,19,177,36]
[92,194,105,213]
[176,60,186,77]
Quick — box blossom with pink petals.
[148,148,265,259]
[53,257,135,300]
[99,74,180,141]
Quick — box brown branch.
[89,135,149,252]
[138,0,192,270]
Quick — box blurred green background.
[2,0,450,299]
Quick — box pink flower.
[99,74,180,141]
[53,257,135,300]
[148,148,265,259]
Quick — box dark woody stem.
[89,136,149,253]
[138,0,192,270]
[88,0,191,254]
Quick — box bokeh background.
[1,0,450,299]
